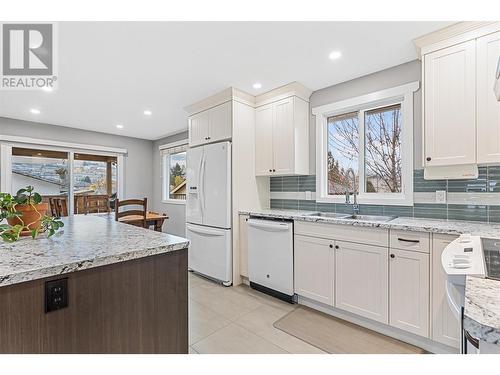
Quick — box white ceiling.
[0,21,451,140]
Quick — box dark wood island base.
[0,250,188,354]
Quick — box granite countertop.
[239,209,500,237]
[464,277,500,345]
[240,208,500,345]
[0,214,189,288]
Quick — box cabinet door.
[208,101,232,143]
[431,234,460,349]
[255,103,274,176]
[272,97,295,175]
[389,249,430,337]
[424,40,476,166]
[335,241,388,323]
[294,235,334,306]
[477,31,500,163]
[239,215,249,278]
[189,111,209,147]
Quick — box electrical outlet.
[435,190,447,204]
[305,190,312,200]
[45,278,68,313]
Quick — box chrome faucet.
[344,168,359,215]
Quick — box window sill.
[161,199,186,205]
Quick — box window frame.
[0,135,125,215]
[313,81,419,206]
[160,140,188,205]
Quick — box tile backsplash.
[269,166,500,223]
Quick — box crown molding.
[413,21,500,58]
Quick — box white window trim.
[0,136,126,213]
[160,140,188,205]
[312,81,419,206]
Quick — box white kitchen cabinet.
[254,96,309,176]
[335,241,389,324]
[431,234,460,349]
[294,234,335,306]
[188,101,232,147]
[255,103,275,175]
[188,110,209,147]
[424,40,477,167]
[239,214,249,278]
[477,31,500,164]
[389,248,430,337]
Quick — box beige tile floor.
[188,272,326,354]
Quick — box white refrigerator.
[186,141,232,285]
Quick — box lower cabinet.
[335,241,389,324]
[431,234,461,348]
[389,248,430,337]
[294,235,335,306]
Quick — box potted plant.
[0,186,64,242]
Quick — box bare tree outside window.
[326,104,402,196]
[327,112,359,195]
[364,104,402,193]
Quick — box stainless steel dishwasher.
[247,217,294,303]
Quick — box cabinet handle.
[397,238,420,244]
[390,254,395,259]
[335,245,339,249]
[426,157,431,162]
[329,244,333,248]
[269,169,272,172]
[273,169,276,172]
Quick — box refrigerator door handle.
[187,224,225,237]
[197,152,204,219]
[201,154,207,217]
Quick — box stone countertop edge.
[0,214,189,288]
[240,208,500,346]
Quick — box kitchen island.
[0,215,189,354]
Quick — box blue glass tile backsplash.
[270,167,500,223]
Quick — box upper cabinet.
[415,22,500,169]
[424,40,476,167]
[254,83,311,176]
[188,101,232,147]
[477,31,500,163]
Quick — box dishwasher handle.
[247,219,291,232]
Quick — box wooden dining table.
[117,212,169,232]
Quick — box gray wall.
[0,117,154,201]
[309,60,422,171]
[152,131,189,237]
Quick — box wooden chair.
[114,197,148,228]
[49,197,69,217]
[84,195,110,214]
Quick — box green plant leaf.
[33,192,42,204]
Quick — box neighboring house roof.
[170,180,186,194]
[12,171,63,186]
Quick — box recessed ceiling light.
[41,86,53,92]
[30,108,41,114]
[116,124,124,129]
[252,82,262,89]
[329,50,342,60]
[143,110,152,116]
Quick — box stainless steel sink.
[305,212,351,219]
[340,214,397,222]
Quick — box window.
[161,142,187,203]
[314,82,418,206]
[0,137,125,216]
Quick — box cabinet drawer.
[294,221,388,247]
[390,230,430,253]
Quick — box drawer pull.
[397,238,420,244]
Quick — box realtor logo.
[1,23,58,90]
